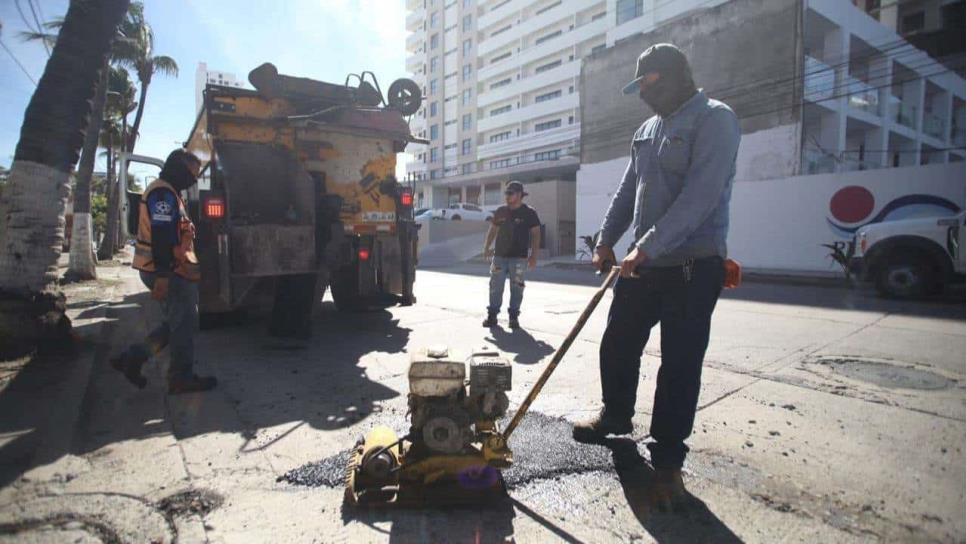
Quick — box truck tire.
[874,251,937,299]
[330,264,365,312]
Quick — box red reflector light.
[400,191,413,207]
[205,198,225,219]
[358,248,370,261]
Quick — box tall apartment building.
[195,62,245,114]
[405,0,610,212]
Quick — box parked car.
[440,203,492,221]
[850,210,965,298]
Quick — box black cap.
[621,43,691,95]
[505,180,528,196]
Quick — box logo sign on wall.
[827,185,961,238]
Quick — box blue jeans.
[488,257,527,317]
[120,271,198,381]
[599,257,724,469]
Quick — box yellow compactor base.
[345,426,510,508]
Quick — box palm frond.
[17,30,56,49]
[152,55,178,77]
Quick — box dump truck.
[126,64,424,333]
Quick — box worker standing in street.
[482,181,541,330]
[571,44,741,508]
[111,149,217,394]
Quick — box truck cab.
[851,210,965,298]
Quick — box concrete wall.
[580,0,804,178]
[578,160,966,273]
[524,179,576,256]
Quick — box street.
[1,261,965,543]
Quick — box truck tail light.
[399,189,413,207]
[204,197,225,220]
[358,248,370,261]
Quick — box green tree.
[0,0,131,357]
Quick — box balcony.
[478,0,520,31]
[804,56,835,103]
[844,75,879,116]
[479,0,601,56]
[406,53,422,72]
[478,123,579,160]
[478,61,580,108]
[478,92,579,133]
[922,113,946,141]
[407,33,423,53]
[406,8,425,32]
[889,98,917,130]
[479,16,607,82]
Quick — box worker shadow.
[486,326,555,365]
[0,289,407,489]
[604,438,743,543]
[345,499,517,543]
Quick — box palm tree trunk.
[98,135,118,261]
[0,0,130,358]
[127,81,149,152]
[67,58,111,281]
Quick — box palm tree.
[97,66,137,260]
[0,0,131,358]
[114,2,178,153]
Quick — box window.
[490,104,512,116]
[462,139,472,155]
[430,57,438,72]
[489,131,512,143]
[430,125,439,140]
[535,90,562,103]
[462,113,472,130]
[462,163,472,174]
[463,64,472,81]
[444,119,457,126]
[534,149,561,161]
[491,24,512,37]
[535,60,562,74]
[592,11,606,21]
[430,34,439,49]
[430,102,438,116]
[536,1,561,15]
[490,78,512,90]
[430,148,439,162]
[463,0,472,7]
[462,88,472,105]
[491,51,511,64]
[535,30,562,45]
[431,169,440,180]
[430,79,438,94]
[430,12,438,28]
[535,119,562,131]
[901,11,925,33]
[490,158,513,169]
[444,143,458,150]
[463,14,472,31]
[591,44,605,55]
[463,39,472,56]
[616,0,643,25]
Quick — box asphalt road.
[1,263,964,542]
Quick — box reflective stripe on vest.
[132,179,199,281]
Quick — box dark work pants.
[119,271,197,382]
[599,256,724,469]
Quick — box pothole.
[156,489,224,518]
[808,356,955,391]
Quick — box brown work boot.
[572,411,632,443]
[168,374,217,395]
[648,467,687,512]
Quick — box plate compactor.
[345,268,621,507]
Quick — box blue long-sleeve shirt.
[146,187,180,277]
[598,91,741,267]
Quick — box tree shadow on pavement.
[604,438,743,543]
[0,289,408,489]
[486,326,555,365]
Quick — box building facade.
[194,62,246,114]
[576,0,965,272]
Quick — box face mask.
[640,74,694,117]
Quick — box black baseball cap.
[505,180,528,196]
[621,43,691,95]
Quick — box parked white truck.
[851,211,965,298]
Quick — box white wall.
[577,159,966,273]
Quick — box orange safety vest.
[132,179,200,281]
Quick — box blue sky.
[0,0,409,177]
